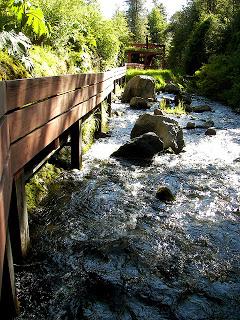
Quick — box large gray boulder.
[131,114,185,154]
[111,132,164,160]
[121,75,155,103]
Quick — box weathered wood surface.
[0,117,10,179]
[5,67,125,111]
[10,83,114,174]
[8,78,113,143]
[0,157,12,293]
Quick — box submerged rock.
[156,186,175,202]
[111,132,164,160]
[192,105,212,113]
[205,128,217,136]
[202,120,215,128]
[182,93,192,105]
[121,75,155,103]
[131,114,185,154]
[130,96,149,109]
[154,109,164,116]
[186,122,196,130]
[164,83,181,95]
[185,105,193,113]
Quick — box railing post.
[107,93,112,117]
[8,170,30,262]
[113,80,116,94]
[0,229,19,317]
[70,119,83,170]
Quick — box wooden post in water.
[113,80,116,94]
[107,93,112,117]
[70,119,83,170]
[8,171,29,262]
[0,229,19,317]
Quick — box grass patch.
[159,99,186,115]
[126,69,178,92]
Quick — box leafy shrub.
[29,45,72,76]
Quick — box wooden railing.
[0,66,126,316]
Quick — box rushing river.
[16,95,240,320]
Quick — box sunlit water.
[16,95,240,320]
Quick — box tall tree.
[147,3,167,44]
[125,0,147,42]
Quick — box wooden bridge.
[0,66,126,317]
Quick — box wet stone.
[156,186,175,202]
[205,127,217,136]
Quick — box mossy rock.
[156,186,175,202]
[0,51,29,80]
[25,163,62,212]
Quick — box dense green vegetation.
[168,0,240,111]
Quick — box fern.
[0,30,33,70]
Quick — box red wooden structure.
[126,40,165,69]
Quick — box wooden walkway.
[0,66,126,317]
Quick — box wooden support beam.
[70,120,83,170]
[0,229,19,317]
[107,93,112,117]
[113,80,116,94]
[8,171,29,262]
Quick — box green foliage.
[2,0,49,39]
[25,162,61,212]
[160,99,186,115]
[0,49,29,79]
[125,0,147,42]
[0,30,33,69]
[29,45,79,76]
[195,51,240,109]
[126,68,177,91]
[184,18,211,75]
[147,7,167,44]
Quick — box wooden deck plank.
[8,78,113,143]
[0,158,12,292]
[0,82,6,118]
[5,71,115,111]
[11,84,113,174]
[0,117,10,179]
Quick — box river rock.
[192,105,212,113]
[130,97,149,109]
[156,186,175,202]
[111,132,164,160]
[121,75,155,103]
[154,109,164,115]
[186,122,196,129]
[182,93,192,105]
[185,105,193,113]
[205,128,217,136]
[164,83,181,95]
[130,114,185,154]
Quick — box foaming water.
[16,95,240,320]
